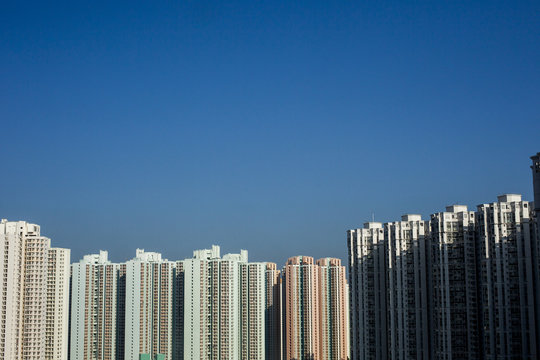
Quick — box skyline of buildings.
[346,151,540,360]
[477,195,537,358]
[0,152,539,360]
[348,195,540,360]
[48,241,349,360]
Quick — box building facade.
[45,247,71,360]
[347,222,387,360]
[317,257,349,360]
[70,251,126,360]
[182,245,266,360]
[347,160,540,360]
[429,205,480,360]
[531,152,540,357]
[283,255,321,360]
[477,195,537,359]
[265,262,282,360]
[124,249,175,360]
[240,262,267,360]
[283,255,349,360]
[386,215,429,360]
[0,220,69,360]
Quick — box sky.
[1,1,539,265]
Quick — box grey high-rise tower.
[531,152,540,357]
[532,153,540,215]
[348,222,388,360]
[532,153,540,248]
[477,195,537,359]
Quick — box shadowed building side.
[429,205,480,360]
[70,251,126,360]
[531,152,540,357]
[347,222,388,360]
[477,195,537,359]
[386,215,429,360]
[266,262,282,360]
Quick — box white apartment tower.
[347,222,388,360]
[70,251,126,360]
[429,205,480,359]
[476,194,537,359]
[124,249,175,360]
[386,215,429,360]
[45,247,70,360]
[0,219,65,360]
[240,262,266,360]
[182,245,266,360]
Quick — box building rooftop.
[445,205,468,213]
[497,194,522,203]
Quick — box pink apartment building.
[283,256,349,360]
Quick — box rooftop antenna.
[371,213,375,222]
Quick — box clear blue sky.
[1,1,539,265]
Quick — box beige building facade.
[45,247,70,360]
[0,219,69,360]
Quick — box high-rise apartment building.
[265,262,282,360]
[349,211,480,360]
[182,245,266,360]
[0,220,67,360]
[477,194,537,359]
[282,255,349,360]
[531,153,540,357]
[1,220,34,359]
[347,222,387,360]
[385,215,429,360]
[45,247,70,360]
[429,205,480,360]
[532,153,540,229]
[317,257,349,360]
[22,232,50,360]
[348,186,540,360]
[346,153,540,360]
[172,260,184,360]
[182,246,217,360]
[125,249,175,360]
[70,251,126,360]
[240,262,267,360]
[283,255,321,360]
